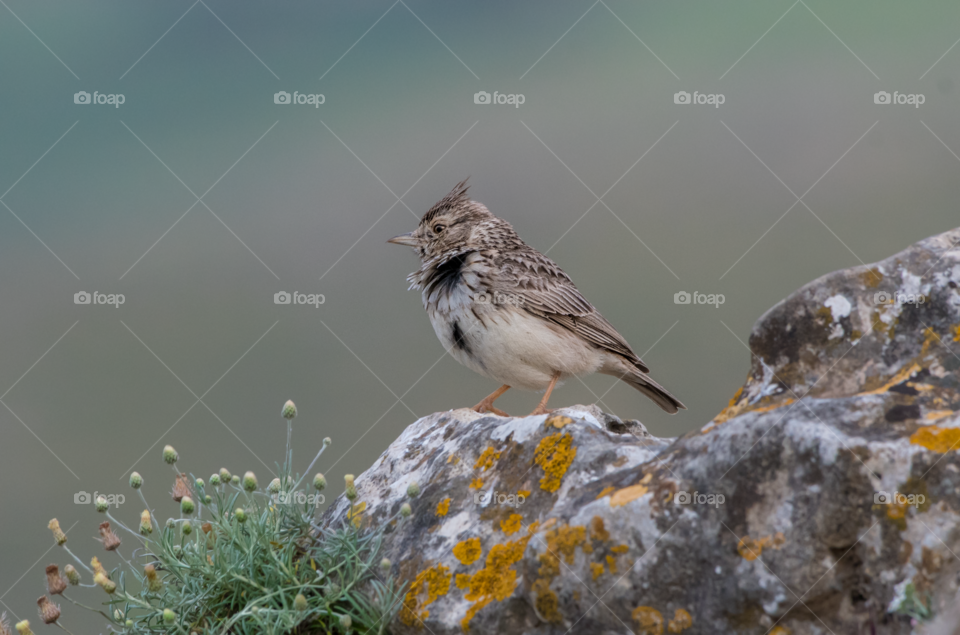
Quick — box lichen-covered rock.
[321,227,960,635]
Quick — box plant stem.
[61,546,93,574]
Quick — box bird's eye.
[433,224,445,234]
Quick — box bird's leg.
[473,385,511,416]
[529,371,562,416]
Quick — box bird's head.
[387,179,495,260]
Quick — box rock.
[321,227,960,634]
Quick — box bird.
[387,179,685,417]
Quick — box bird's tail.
[616,369,686,414]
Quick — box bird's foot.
[472,400,510,417]
[528,405,555,417]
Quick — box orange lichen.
[610,484,649,507]
[595,486,615,499]
[545,415,573,429]
[910,425,960,453]
[469,478,484,490]
[769,627,790,635]
[925,410,955,421]
[446,454,460,465]
[667,608,693,633]
[517,489,531,498]
[532,578,563,623]
[459,535,532,631]
[611,544,629,554]
[605,554,618,574]
[953,324,960,342]
[860,363,921,396]
[500,514,523,535]
[737,532,785,560]
[538,524,586,579]
[632,606,664,635]
[591,562,604,580]
[400,563,451,626]
[474,446,500,472]
[435,497,451,517]
[590,516,610,541]
[534,432,577,492]
[453,538,482,565]
[455,573,470,589]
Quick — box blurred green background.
[1,0,958,628]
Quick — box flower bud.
[242,472,258,492]
[210,474,221,487]
[162,445,178,464]
[125,620,133,628]
[282,400,297,420]
[325,582,340,599]
[15,620,34,635]
[344,474,354,488]
[182,522,192,535]
[231,475,240,486]
[339,614,352,630]
[294,593,308,611]
[171,473,190,502]
[195,478,204,489]
[140,510,153,535]
[45,565,66,596]
[400,503,412,518]
[95,495,109,513]
[204,494,212,505]
[380,558,391,574]
[47,519,67,546]
[113,609,123,621]
[323,437,332,447]
[162,609,176,625]
[129,472,143,489]
[219,468,231,482]
[165,517,175,529]
[144,564,162,593]
[235,508,247,523]
[180,496,195,515]
[172,545,182,557]
[94,572,116,594]
[268,478,282,494]
[344,474,357,501]
[63,565,79,586]
[99,522,121,551]
[313,474,326,491]
[90,557,106,578]
[406,482,420,498]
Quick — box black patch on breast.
[427,254,467,296]
[451,320,471,355]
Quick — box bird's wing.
[497,248,649,373]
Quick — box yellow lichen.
[910,425,960,453]
[611,544,629,554]
[605,554,618,574]
[925,410,954,421]
[545,414,573,429]
[953,324,960,342]
[347,501,366,528]
[459,535,532,631]
[633,606,664,635]
[474,446,500,472]
[737,532,785,560]
[860,363,921,396]
[610,484,648,507]
[591,562,604,580]
[469,478,483,490]
[517,489,531,498]
[595,485,615,499]
[435,497,451,517]
[590,516,610,541]
[453,538,482,565]
[532,579,563,623]
[400,563,451,626]
[500,514,523,535]
[538,524,586,580]
[667,608,693,633]
[534,432,577,492]
[769,627,790,635]
[455,573,470,589]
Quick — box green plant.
[34,401,406,635]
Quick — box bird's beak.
[387,232,418,247]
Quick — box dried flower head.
[47,519,67,546]
[171,473,190,502]
[0,611,10,635]
[14,620,33,635]
[94,572,116,594]
[44,565,66,596]
[62,565,79,586]
[90,557,106,578]
[36,597,59,625]
[144,564,162,593]
[99,521,121,551]
[140,509,152,535]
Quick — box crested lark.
[388,179,685,417]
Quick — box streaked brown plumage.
[388,179,685,416]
